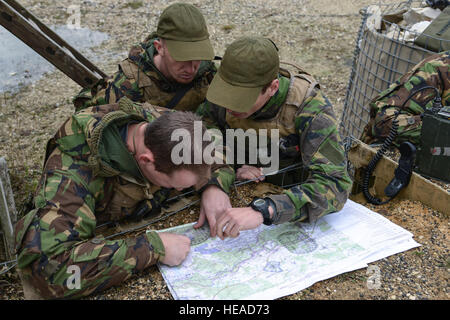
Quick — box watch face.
[253,198,266,207]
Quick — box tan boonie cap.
[156,3,214,61]
[206,37,279,112]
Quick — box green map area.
[157,218,367,300]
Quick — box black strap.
[165,83,194,109]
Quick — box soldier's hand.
[216,207,264,240]
[195,185,232,237]
[236,165,265,182]
[158,233,191,266]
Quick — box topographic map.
[156,200,419,300]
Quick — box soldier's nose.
[184,61,199,73]
[186,62,195,73]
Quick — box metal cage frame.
[339,1,449,139]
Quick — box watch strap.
[250,198,273,226]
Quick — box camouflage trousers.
[18,229,163,299]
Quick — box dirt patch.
[0,0,448,300]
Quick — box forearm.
[269,162,351,223]
[203,164,235,194]
[81,231,165,273]
[19,230,165,299]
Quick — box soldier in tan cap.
[197,37,352,239]
[73,2,216,112]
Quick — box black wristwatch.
[250,197,276,226]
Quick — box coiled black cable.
[362,85,442,205]
[362,111,400,205]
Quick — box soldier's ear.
[139,149,155,165]
[154,39,164,55]
[268,79,279,97]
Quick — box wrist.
[249,197,275,226]
[202,184,224,196]
[252,208,264,225]
[146,231,165,259]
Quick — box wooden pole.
[0,0,107,88]
[0,157,17,260]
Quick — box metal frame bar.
[0,0,107,88]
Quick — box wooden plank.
[0,0,106,88]
[0,231,8,262]
[0,157,17,260]
[348,139,450,216]
[4,0,106,79]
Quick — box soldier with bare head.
[14,98,234,299]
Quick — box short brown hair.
[144,111,211,180]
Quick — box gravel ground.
[0,0,448,300]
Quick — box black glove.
[128,198,161,222]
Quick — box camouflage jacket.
[197,64,352,223]
[361,51,450,146]
[73,36,216,112]
[14,98,234,298]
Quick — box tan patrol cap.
[156,3,214,61]
[206,37,279,112]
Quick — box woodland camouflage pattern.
[197,65,352,223]
[361,51,450,146]
[14,98,233,299]
[73,35,216,112]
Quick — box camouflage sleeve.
[204,164,235,194]
[196,99,221,128]
[196,101,236,194]
[73,69,144,112]
[361,51,450,145]
[195,99,209,118]
[268,90,352,223]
